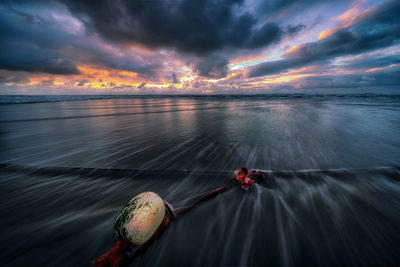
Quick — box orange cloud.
[248,73,319,87]
[366,64,398,73]
[285,44,301,54]
[53,81,65,86]
[69,65,148,89]
[77,65,139,78]
[318,4,373,40]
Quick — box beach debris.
[114,192,165,245]
[93,167,263,266]
[93,192,175,267]
[235,167,263,189]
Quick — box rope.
[92,167,263,267]
[175,176,235,216]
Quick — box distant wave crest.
[1,94,400,104]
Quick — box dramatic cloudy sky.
[0,0,399,94]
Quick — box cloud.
[252,0,337,20]
[294,68,400,89]
[172,73,178,83]
[0,7,81,75]
[249,0,400,78]
[61,0,290,55]
[0,3,161,77]
[195,55,229,78]
[137,82,146,89]
[342,55,400,70]
[1,0,399,94]
[285,24,306,35]
[75,79,88,86]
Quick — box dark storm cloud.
[295,68,400,89]
[0,8,81,75]
[137,82,146,89]
[247,58,305,77]
[249,0,400,77]
[172,73,178,83]
[0,0,308,81]
[343,55,400,70]
[76,79,89,86]
[253,0,334,18]
[259,0,324,11]
[0,48,81,75]
[0,3,159,76]
[285,24,306,35]
[195,55,229,78]
[61,0,289,55]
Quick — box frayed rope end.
[92,239,129,267]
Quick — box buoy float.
[114,192,166,245]
[93,168,264,267]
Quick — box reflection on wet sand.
[0,96,399,266]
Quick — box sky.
[0,0,399,95]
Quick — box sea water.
[0,94,399,266]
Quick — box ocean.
[0,94,399,266]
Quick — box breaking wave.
[1,163,399,266]
[1,93,400,104]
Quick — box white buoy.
[114,192,165,245]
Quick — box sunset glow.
[0,0,399,94]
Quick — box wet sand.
[1,95,400,266]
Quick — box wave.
[1,93,400,104]
[0,103,255,123]
[1,162,398,179]
[1,162,400,266]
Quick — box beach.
[1,95,400,266]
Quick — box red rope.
[175,176,235,216]
[92,203,176,267]
[92,239,130,267]
[92,168,263,266]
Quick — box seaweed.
[114,196,141,239]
